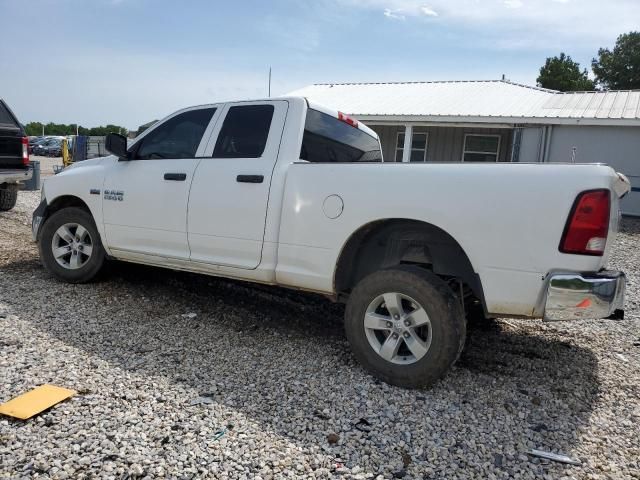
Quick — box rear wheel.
[38,207,105,283]
[0,188,18,211]
[345,266,466,388]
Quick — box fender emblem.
[104,189,124,201]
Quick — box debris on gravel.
[1,191,639,479]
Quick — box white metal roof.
[540,90,640,121]
[287,80,640,126]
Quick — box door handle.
[236,175,264,184]
[164,173,187,181]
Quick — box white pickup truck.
[32,97,629,388]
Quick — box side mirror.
[105,133,129,160]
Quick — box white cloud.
[503,0,523,8]
[335,0,640,47]
[420,6,438,16]
[383,4,437,19]
[384,8,406,19]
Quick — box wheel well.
[46,195,91,215]
[39,196,93,238]
[334,219,486,311]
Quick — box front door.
[187,101,288,269]
[102,107,217,260]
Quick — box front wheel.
[38,207,105,283]
[345,266,466,388]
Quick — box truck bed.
[276,162,625,317]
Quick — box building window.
[462,134,501,162]
[395,132,428,162]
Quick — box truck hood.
[61,156,112,172]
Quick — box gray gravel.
[1,189,639,479]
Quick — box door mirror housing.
[105,133,129,160]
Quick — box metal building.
[289,80,640,216]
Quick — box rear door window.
[213,105,275,158]
[133,108,216,160]
[300,109,382,163]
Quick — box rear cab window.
[300,108,382,163]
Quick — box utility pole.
[268,67,272,98]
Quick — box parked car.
[32,97,630,388]
[30,137,47,154]
[28,136,43,153]
[33,137,62,156]
[43,138,62,157]
[0,98,31,211]
[31,138,52,156]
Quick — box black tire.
[38,207,105,283]
[0,188,18,211]
[345,266,466,389]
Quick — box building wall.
[547,125,640,216]
[518,127,543,163]
[368,123,638,216]
[369,125,513,163]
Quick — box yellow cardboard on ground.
[0,385,76,420]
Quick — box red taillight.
[21,136,29,166]
[338,111,359,128]
[560,189,611,256]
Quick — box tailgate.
[0,100,27,170]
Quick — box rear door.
[102,106,218,260]
[187,100,288,269]
[0,100,27,170]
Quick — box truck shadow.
[3,258,599,475]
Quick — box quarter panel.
[276,162,619,315]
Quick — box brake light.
[338,111,359,128]
[21,136,29,166]
[559,189,610,256]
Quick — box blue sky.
[1,0,638,129]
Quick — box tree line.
[24,122,128,137]
[537,31,640,92]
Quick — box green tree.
[537,52,595,91]
[23,122,128,137]
[24,122,44,136]
[592,32,640,90]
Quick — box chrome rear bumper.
[543,271,625,321]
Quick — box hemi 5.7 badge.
[104,189,124,201]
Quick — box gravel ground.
[1,188,639,479]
